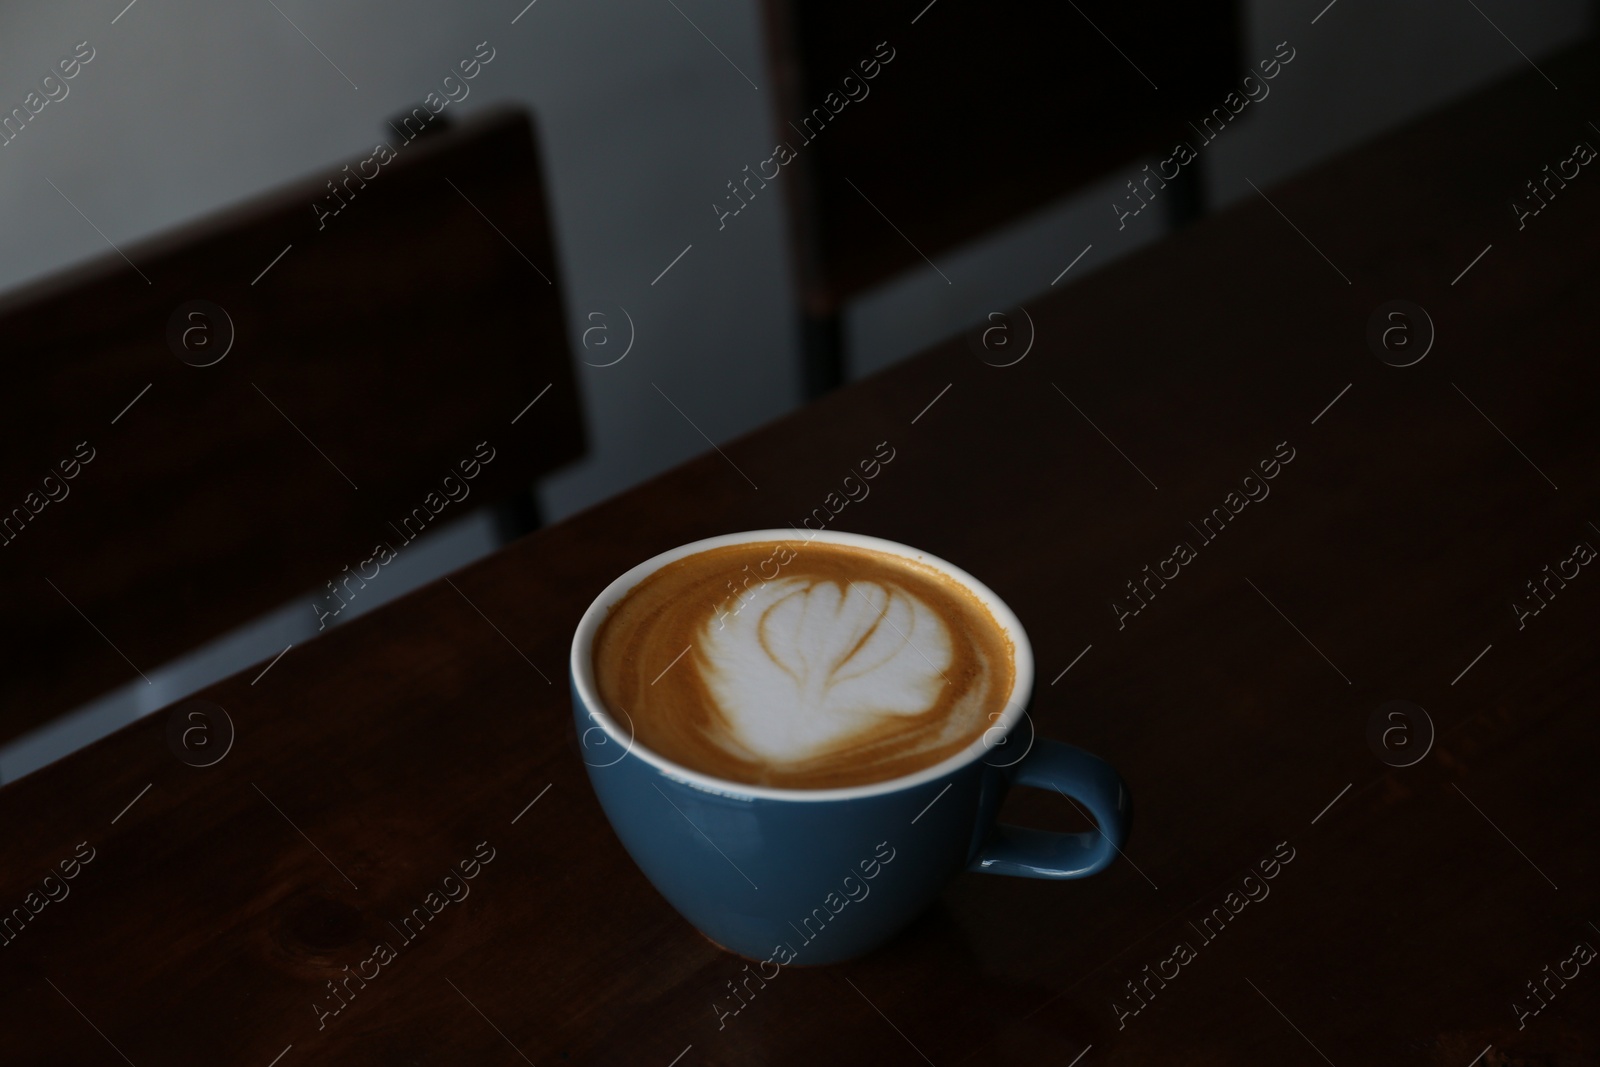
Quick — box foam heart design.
[698,577,952,762]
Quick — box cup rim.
[569,529,1036,802]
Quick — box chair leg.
[801,308,845,398]
[1166,161,1207,230]
[492,486,543,544]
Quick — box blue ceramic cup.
[571,530,1130,965]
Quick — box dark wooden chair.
[0,106,584,746]
[761,0,1241,394]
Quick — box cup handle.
[969,738,1132,879]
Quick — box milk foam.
[698,577,953,761]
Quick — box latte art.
[702,578,953,761]
[592,540,1015,789]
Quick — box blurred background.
[0,0,1590,780]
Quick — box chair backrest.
[0,106,583,744]
[763,0,1241,310]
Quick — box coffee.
[591,540,1015,788]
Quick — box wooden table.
[5,39,1598,1067]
